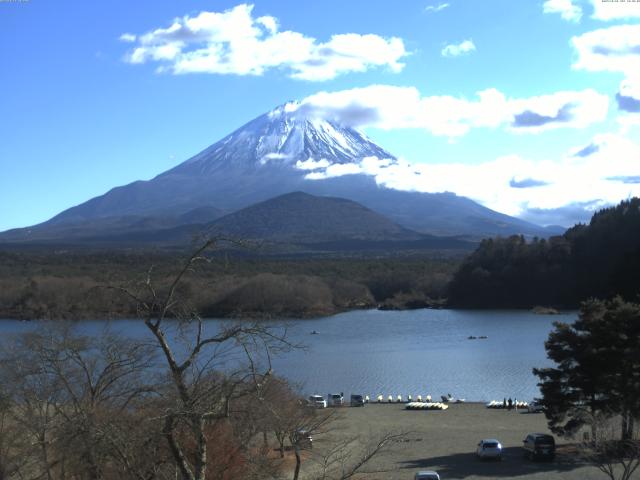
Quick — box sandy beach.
[304,402,628,480]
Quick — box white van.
[308,394,327,408]
[328,392,344,407]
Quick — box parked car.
[523,433,556,460]
[414,471,440,480]
[308,394,327,408]
[527,401,545,413]
[294,429,313,449]
[328,392,344,407]
[476,439,503,460]
[350,394,365,407]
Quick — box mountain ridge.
[0,102,564,246]
[206,191,420,242]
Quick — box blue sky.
[1,0,640,231]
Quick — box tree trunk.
[164,417,195,480]
[275,433,285,458]
[194,417,207,480]
[626,416,634,441]
[621,410,632,441]
[39,430,53,480]
[292,445,301,480]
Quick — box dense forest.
[4,198,640,318]
[448,198,640,308]
[0,250,459,320]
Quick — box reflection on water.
[0,308,576,402]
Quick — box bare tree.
[0,324,162,480]
[580,415,640,480]
[0,390,33,480]
[111,239,294,480]
[310,431,408,480]
[0,240,298,480]
[288,407,337,480]
[0,349,62,480]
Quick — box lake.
[0,309,575,402]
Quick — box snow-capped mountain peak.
[171,102,395,176]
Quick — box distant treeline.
[0,250,459,320]
[448,198,640,308]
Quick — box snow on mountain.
[169,101,395,176]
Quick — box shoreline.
[0,304,576,322]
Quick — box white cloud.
[300,132,640,226]
[572,25,640,75]
[543,0,582,22]
[295,158,331,170]
[263,153,290,160]
[619,76,640,100]
[590,0,640,20]
[294,85,608,137]
[425,3,449,13]
[260,152,291,164]
[305,162,363,179]
[509,89,609,132]
[119,33,136,43]
[441,39,476,57]
[122,4,407,81]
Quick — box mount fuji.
[1,102,560,246]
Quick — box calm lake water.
[0,309,576,402]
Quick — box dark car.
[350,394,365,407]
[294,429,313,449]
[527,400,545,413]
[523,433,555,460]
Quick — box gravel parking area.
[305,403,629,480]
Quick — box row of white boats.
[405,402,450,410]
[486,400,529,409]
[371,394,465,404]
[374,394,434,403]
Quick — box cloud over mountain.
[120,4,407,81]
[293,85,608,137]
[287,128,640,227]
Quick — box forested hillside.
[448,198,640,308]
[0,251,458,319]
